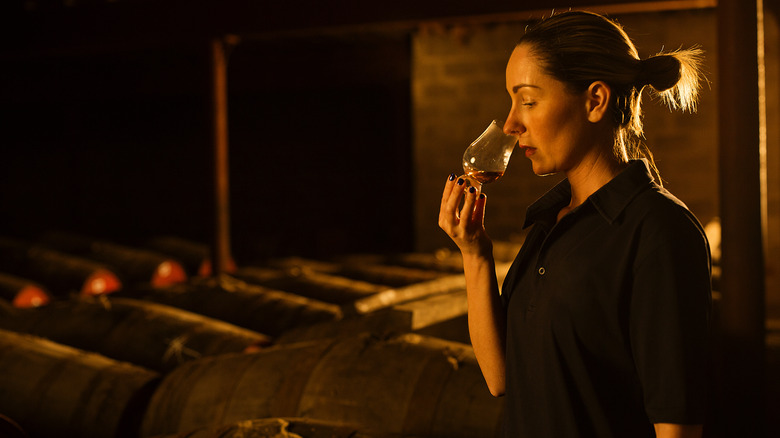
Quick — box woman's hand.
[438,174,492,256]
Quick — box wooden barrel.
[271,257,443,287]
[28,248,122,296]
[236,266,388,304]
[337,251,465,274]
[0,329,160,438]
[336,263,444,287]
[140,333,504,437]
[38,231,187,287]
[149,417,407,438]
[0,272,50,308]
[334,243,522,272]
[125,277,342,337]
[144,235,236,277]
[0,237,121,296]
[277,289,469,345]
[0,297,272,373]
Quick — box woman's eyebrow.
[511,84,541,93]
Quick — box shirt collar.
[523,159,655,228]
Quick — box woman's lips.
[520,145,536,158]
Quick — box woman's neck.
[557,150,626,222]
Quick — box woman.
[439,11,711,438]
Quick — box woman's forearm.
[438,176,507,395]
[463,251,507,397]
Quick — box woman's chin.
[531,163,557,177]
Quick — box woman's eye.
[522,101,536,107]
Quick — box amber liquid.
[467,170,504,184]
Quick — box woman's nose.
[502,120,512,135]
[503,114,523,136]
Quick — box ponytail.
[638,47,705,113]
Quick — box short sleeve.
[629,208,712,424]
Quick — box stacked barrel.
[0,232,519,437]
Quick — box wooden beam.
[210,36,237,276]
[4,0,716,56]
[716,0,766,435]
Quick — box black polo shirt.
[501,160,711,438]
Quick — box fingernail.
[479,193,485,199]
[469,186,476,194]
[457,178,464,186]
[448,173,456,181]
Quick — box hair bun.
[637,55,681,91]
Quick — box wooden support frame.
[210,36,239,276]
[716,0,767,435]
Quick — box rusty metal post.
[717,0,766,435]
[210,36,237,276]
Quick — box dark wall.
[0,33,412,262]
[227,35,413,260]
[1,48,204,242]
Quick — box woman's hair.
[518,10,705,182]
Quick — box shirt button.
[538,267,546,275]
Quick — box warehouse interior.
[0,0,777,437]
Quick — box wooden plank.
[350,261,512,314]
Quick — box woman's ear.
[585,81,611,123]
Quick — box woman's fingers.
[439,175,456,227]
[439,174,488,246]
[441,173,457,203]
[440,174,458,217]
[439,174,491,255]
[459,186,479,231]
[440,176,465,226]
[447,177,467,214]
[472,192,487,225]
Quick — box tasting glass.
[459,120,518,193]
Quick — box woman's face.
[503,44,598,176]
